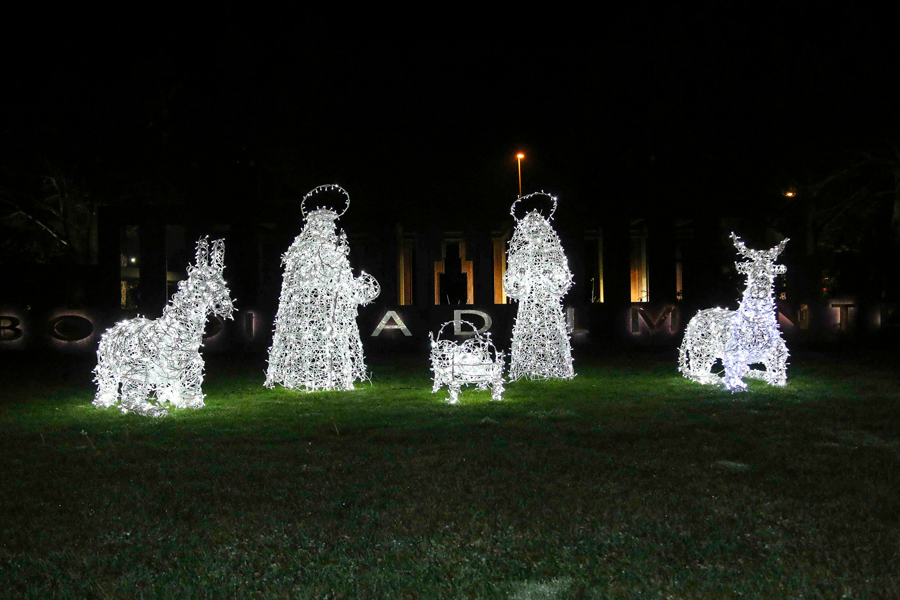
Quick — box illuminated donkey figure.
[679,233,789,391]
[93,238,234,417]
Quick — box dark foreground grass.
[1,349,898,599]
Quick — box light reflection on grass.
[1,350,898,598]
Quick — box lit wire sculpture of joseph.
[503,192,575,381]
[264,185,380,392]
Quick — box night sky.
[4,8,898,230]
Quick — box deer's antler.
[730,233,756,260]
[766,238,789,259]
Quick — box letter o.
[48,315,94,342]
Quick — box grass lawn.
[1,348,898,599]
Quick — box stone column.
[414,230,437,310]
[601,215,632,308]
[466,227,494,306]
[647,216,678,304]
[139,218,167,316]
[96,205,122,314]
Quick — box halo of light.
[509,190,558,222]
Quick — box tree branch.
[0,197,70,247]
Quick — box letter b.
[0,316,23,342]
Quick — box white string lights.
[264,185,380,392]
[93,237,235,417]
[504,192,575,381]
[679,233,790,391]
[429,320,505,403]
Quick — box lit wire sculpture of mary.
[504,192,575,381]
[264,185,380,392]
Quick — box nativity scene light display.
[89,185,792,417]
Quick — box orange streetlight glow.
[516,153,525,196]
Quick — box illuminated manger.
[93,237,234,417]
[429,320,505,404]
[504,192,575,381]
[264,185,380,392]
[679,233,790,391]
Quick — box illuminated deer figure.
[678,233,789,391]
[93,237,234,417]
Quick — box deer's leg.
[698,356,720,384]
[722,353,748,391]
[683,339,703,381]
[765,342,788,386]
[682,333,718,384]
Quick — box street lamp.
[516,153,525,197]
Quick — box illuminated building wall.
[80,203,733,351]
[5,202,892,355]
[630,223,649,302]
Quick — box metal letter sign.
[631,306,679,335]
[371,311,412,336]
[566,307,588,335]
[453,310,492,335]
[832,302,856,331]
[0,316,23,341]
[48,314,94,342]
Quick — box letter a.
[371,311,412,336]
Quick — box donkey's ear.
[195,236,210,266]
[731,233,754,259]
[210,238,225,270]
